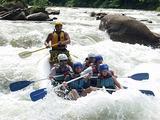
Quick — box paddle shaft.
[25,42,59,54]
[91,76,143,79]
[54,74,88,89]
[18,42,59,58]
[34,74,64,82]
[9,74,64,92]
[30,47,47,54]
[91,73,149,80]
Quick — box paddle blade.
[30,88,47,101]
[10,80,33,91]
[129,73,149,80]
[123,86,154,96]
[18,51,32,58]
[139,90,155,96]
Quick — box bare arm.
[61,32,70,45]
[49,67,56,79]
[112,76,122,89]
[44,33,53,46]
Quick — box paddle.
[126,73,149,80]
[18,43,60,58]
[91,73,149,81]
[30,67,93,101]
[18,47,47,58]
[104,87,155,96]
[30,88,47,101]
[18,45,78,59]
[9,75,63,92]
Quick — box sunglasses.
[60,60,68,62]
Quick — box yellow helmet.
[55,21,63,26]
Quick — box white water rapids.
[0,7,160,120]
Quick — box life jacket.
[54,65,71,83]
[67,74,86,92]
[97,75,116,89]
[86,65,97,87]
[51,31,66,49]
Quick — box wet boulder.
[11,11,26,20]
[0,8,25,20]
[0,5,8,12]
[27,12,49,21]
[90,11,107,20]
[99,14,160,48]
[48,10,60,15]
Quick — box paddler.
[89,54,104,87]
[44,21,72,66]
[83,53,96,70]
[96,64,122,93]
[49,54,73,85]
[63,62,96,100]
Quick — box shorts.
[49,49,72,65]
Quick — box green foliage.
[65,0,75,7]
[1,0,160,10]
[99,0,120,8]
[49,0,160,10]
[108,0,121,8]
[0,0,6,4]
[157,6,160,11]
[32,0,48,7]
[28,6,46,14]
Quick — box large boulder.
[0,5,8,12]
[11,11,26,20]
[0,8,25,20]
[27,12,49,21]
[99,14,160,48]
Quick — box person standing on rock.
[44,21,72,67]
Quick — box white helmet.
[88,53,96,58]
[58,54,68,61]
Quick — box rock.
[27,12,49,21]
[90,12,96,17]
[99,14,160,48]
[140,19,152,23]
[48,10,60,15]
[12,11,26,20]
[0,8,23,20]
[90,11,107,20]
[47,17,57,21]
[0,5,8,12]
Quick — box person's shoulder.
[47,32,53,37]
[63,31,69,35]
[50,66,56,71]
[67,65,73,71]
[51,64,59,69]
